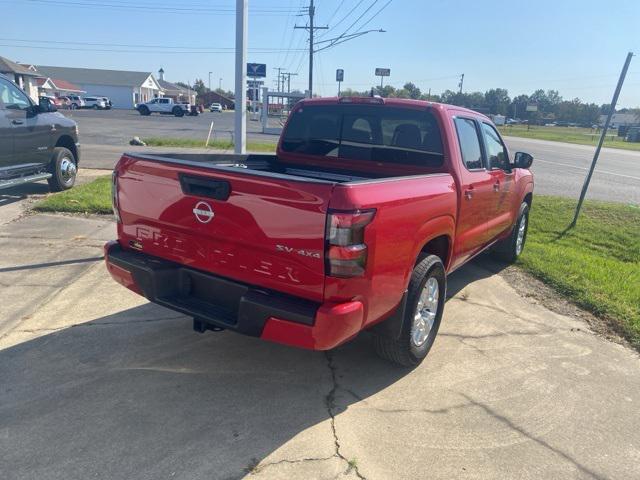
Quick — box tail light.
[326,209,375,277]
[111,171,121,223]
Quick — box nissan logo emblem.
[193,201,215,224]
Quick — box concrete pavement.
[1,213,639,479]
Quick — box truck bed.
[126,152,431,184]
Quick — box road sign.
[526,103,538,112]
[247,63,266,78]
[375,68,390,77]
[247,80,264,88]
[336,69,344,82]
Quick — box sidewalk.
[0,213,639,479]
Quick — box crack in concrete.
[325,351,367,480]
[246,455,336,476]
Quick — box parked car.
[210,103,223,113]
[39,95,64,108]
[0,73,79,192]
[105,96,534,367]
[137,98,189,117]
[83,96,107,110]
[64,95,85,110]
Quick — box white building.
[598,113,639,128]
[0,55,42,101]
[33,65,162,109]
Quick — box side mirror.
[514,151,533,169]
[38,97,57,113]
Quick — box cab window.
[0,78,31,111]
[482,123,510,170]
[454,117,484,170]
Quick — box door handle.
[464,187,474,200]
[493,180,500,192]
[11,119,24,125]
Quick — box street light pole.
[234,0,247,154]
[208,71,212,91]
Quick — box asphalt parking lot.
[66,109,640,205]
[1,203,639,479]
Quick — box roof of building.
[0,56,42,77]
[34,65,158,89]
[158,79,189,94]
[37,77,85,93]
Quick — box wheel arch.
[54,135,78,165]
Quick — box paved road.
[504,136,640,205]
[63,110,640,204]
[1,213,639,479]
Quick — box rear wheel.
[93,104,99,110]
[70,103,77,110]
[493,202,530,263]
[373,254,446,367]
[47,147,77,192]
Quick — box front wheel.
[373,254,446,367]
[138,106,150,116]
[47,147,77,192]
[493,202,530,263]
[173,107,185,117]
[70,104,77,110]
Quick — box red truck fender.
[410,214,456,274]
[369,214,454,340]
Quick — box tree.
[484,88,510,115]
[402,82,422,100]
[193,78,208,96]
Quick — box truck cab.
[0,73,79,191]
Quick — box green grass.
[519,196,640,347]
[34,176,113,214]
[142,137,276,152]
[499,125,640,151]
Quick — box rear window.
[281,104,444,167]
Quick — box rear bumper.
[104,241,363,350]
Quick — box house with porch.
[33,65,162,109]
[0,55,42,101]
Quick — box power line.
[0,43,303,54]
[4,0,296,15]
[0,38,305,51]
[350,0,392,33]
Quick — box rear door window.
[454,118,484,170]
[281,104,444,167]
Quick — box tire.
[373,254,446,367]
[138,106,150,116]
[70,103,77,110]
[93,104,99,110]
[173,106,184,117]
[493,202,530,263]
[47,147,77,192]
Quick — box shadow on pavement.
[0,182,49,208]
[0,302,407,480]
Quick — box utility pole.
[282,72,298,93]
[219,78,222,90]
[208,71,212,91]
[234,0,247,154]
[274,67,286,92]
[295,0,328,97]
[458,73,464,94]
[571,51,633,227]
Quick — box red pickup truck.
[105,97,534,366]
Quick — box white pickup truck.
[137,98,190,117]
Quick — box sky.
[2,0,639,107]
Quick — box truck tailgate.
[115,156,335,302]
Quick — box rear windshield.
[281,104,444,167]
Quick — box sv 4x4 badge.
[276,244,322,259]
